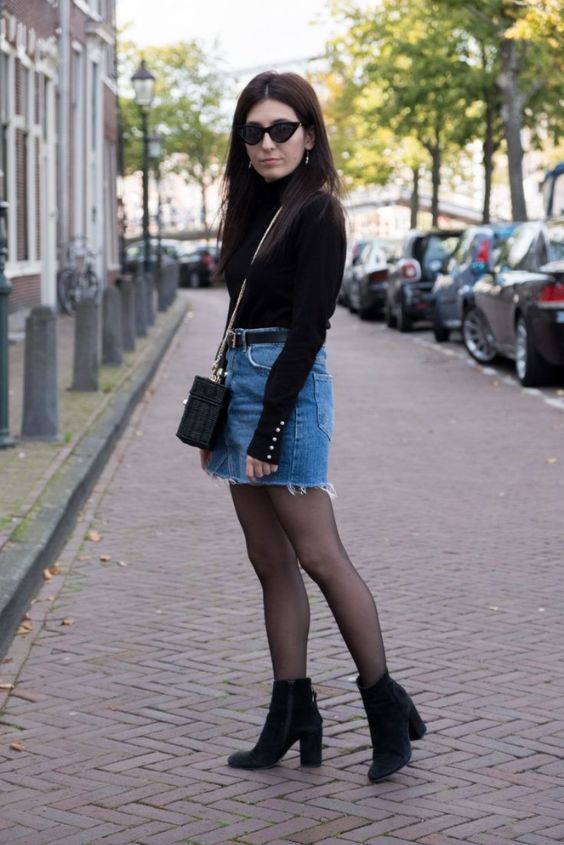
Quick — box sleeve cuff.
[247,418,287,464]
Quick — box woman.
[202,71,426,782]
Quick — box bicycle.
[57,236,101,314]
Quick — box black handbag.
[176,208,282,450]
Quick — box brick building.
[0,0,119,314]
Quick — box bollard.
[144,271,155,327]
[102,285,123,366]
[133,270,147,338]
[119,276,136,352]
[21,305,59,440]
[156,263,167,312]
[71,298,99,391]
[168,260,179,306]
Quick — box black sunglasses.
[238,121,302,145]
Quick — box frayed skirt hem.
[205,470,336,499]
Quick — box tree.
[328,0,484,226]
[118,37,229,229]
[434,0,564,221]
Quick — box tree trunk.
[482,98,495,224]
[200,181,208,230]
[410,166,420,229]
[430,145,441,227]
[498,39,528,221]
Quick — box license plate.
[557,311,564,323]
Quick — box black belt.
[227,329,289,348]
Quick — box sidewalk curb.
[0,299,189,658]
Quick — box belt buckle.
[227,330,237,348]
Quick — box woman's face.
[243,99,315,183]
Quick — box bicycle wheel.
[57,268,79,314]
[82,268,101,302]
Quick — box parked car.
[462,218,564,385]
[432,223,517,342]
[385,229,462,331]
[341,239,390,319]
[178,243,220,288]
[338,239,371,306]
[124,238,184,273]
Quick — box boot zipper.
[282,681,294,744]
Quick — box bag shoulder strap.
[211,206,282,381]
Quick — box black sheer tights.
[229,485,387,687]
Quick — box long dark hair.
[218,71,343,271]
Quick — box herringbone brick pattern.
[1,290,563,844]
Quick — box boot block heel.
[300,730,322,766]
[408,706,426,740]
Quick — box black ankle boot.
[357,670,426,782]
[227,678,323,769]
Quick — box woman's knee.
[297,544,345,585]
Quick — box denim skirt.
[207,328,335,494]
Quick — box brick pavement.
[1,298,187,551]
[0,289,563,845]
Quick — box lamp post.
[0,201,14,449]
[148,134,164,267]
[130,59,156,274]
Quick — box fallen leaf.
[9,742,24,752]
[61,618,75,626]
[87,530,102,543]
[78,555,92,561]
[546,457,558,464]
[49,565,61,576]
[1,658,14,665]
[42,568,53,581]
[99,554,111,563]
[16,620,33,635]
[0,683,15,691]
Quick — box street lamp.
[0,200,14,449]
[131,59,156,273]
[148,134,164,268]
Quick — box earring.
[305,151,310,166]
[248,160,252,169]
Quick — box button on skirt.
[206,331,335,493]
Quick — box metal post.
[141,108,150,274]
[0,201,14,449]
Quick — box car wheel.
[433,311,450,343]
[462,306,496,363]
[397,298,412,333]
[515,315,549,386]
[188,271,200,288]
[384,303,396,328]
[358,295,375,320]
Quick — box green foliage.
[117,37,229,189]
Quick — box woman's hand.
[200,449,212,471]
[246,455,278,483]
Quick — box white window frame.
[72,45,86,240]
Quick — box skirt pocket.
[313,373,334,440]
[246,343,282,372]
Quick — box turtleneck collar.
[258,171,295,206]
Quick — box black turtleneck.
[224,176,346,464]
